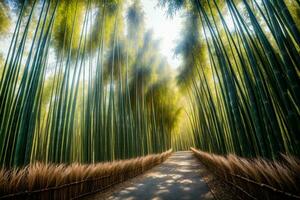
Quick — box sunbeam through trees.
[0,0,299,199]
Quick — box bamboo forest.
[0,0,299,199]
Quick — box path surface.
[89,151,214,200]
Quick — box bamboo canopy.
[0,0,299,167]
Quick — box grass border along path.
[0,150,172,200]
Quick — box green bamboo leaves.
[0,2,10,35]
[0,0,180,167]
[173,0,300,158]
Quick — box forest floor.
[83,151,219,200]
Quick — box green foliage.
[0,2,10,34]
[175,11,204,88]
[104,38,127,80]
[174,0,300,159]
[52,0,85,55]
[87,0,123,54]
[0,0,179,167]
[2,0,298,168]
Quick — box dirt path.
[86,151,214,200]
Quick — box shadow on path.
[104,151,214,200]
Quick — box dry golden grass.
[191,148,300,199]
[0,150,172,199]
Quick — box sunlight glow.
[141,0,184,69]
